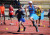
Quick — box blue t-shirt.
[28,5,35,15]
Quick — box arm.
[4,7,5,14]
[25,6,28,17]
[9,8,10,16]
[21,11,25,15]
[0,9,1,17]
[0,9,1,13]
[34,5,43,13]
[13,7,14,12]
[40,9,43,13]
[25,8,27,15]
[13,7,15,15]
[0,7,1,14]
[15,11,18,16]
[34,5,39,8]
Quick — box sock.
[19,25,20,30]
[32,21,34,23]
[32,21,35,26]
[1,22,2,24]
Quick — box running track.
[0,20,50,35]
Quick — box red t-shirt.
[9,7,14,15]
[0,6,5,14]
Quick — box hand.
[14,15,16,16]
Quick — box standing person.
[9,4,14,25]
[0,3,6,25]
[36,6,42,27]
[25,1,39,32]
[15,8,26,32]
[48,9,50,27]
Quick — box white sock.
[1,22,2,24]
[38,24,40,25]
[10,23,14,25]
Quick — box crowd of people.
[0,1,50,32]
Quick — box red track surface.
[0,20,50,35]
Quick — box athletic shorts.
[18,18,25,22]
[9,15,14,18]
[30,14,39,20]
[39,16,41,20]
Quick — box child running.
[9,4,14,25]
[25,1,39,32]
[0,3,6,25]
[15,8,26,32]
[36,7,42,27]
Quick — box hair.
[1,3,4,6]
[19,4,22,6]
[2,3,4,4]
[10,4,12,5]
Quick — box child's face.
[29,3,32,6]
[38,7,40,9]
[10,5,12,7]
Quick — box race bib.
[10,11,13,13]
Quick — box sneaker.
[23,27,26,31]
[17,30,20,32]
[48,26,50,27]
[1,22,2,25]
[36,30,39,32]
[10,23,14,25]
[38,24,40,27]
[4,22,6,25]
[36,28,39,32]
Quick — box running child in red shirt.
[9,4,14,25]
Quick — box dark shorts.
[18,18,25,22]
[9,15,14,18]
[39,16,41,20]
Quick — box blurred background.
[0,0,50,20]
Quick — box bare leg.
[17,21,21,32]
[38,19,40,27]
[21,22,26,31]
[21,23,24,28]
[1,14,2,25]
[36,20,38,26]
[4,14,6,25]
[29,17,38,32]
[38,16,41,27]
[11,18,13,23]
[36,20,37,24]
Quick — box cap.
[28,1,32,3]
